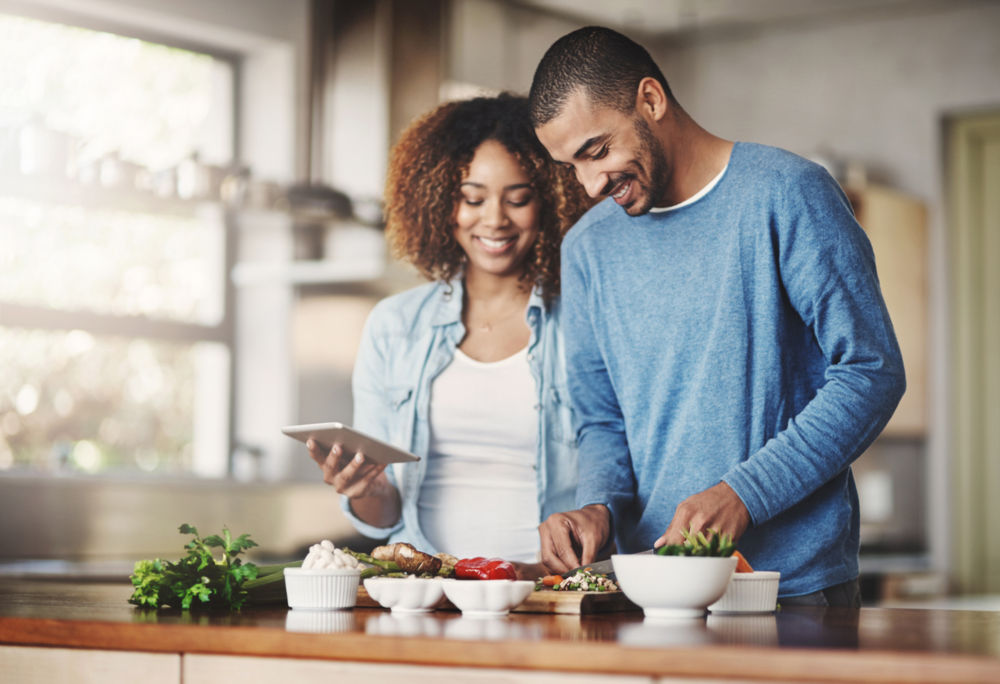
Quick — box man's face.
[535,90,670,216]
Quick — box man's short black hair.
[529,26,675,127]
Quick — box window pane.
[0,197,225,325]
[0,13,232,170]
[0,13,235,477]
[0,328,228,476]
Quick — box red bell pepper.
[454,556,517,580]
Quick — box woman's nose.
[482,198,508,227]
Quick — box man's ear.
[635,77,669,123]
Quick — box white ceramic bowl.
[363,576,447,613]
[708,571,781,614]
[611,554,737,619]
[440,579,534,618]
[283,567,361,610]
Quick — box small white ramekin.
[363,576,447,613]
[440,579,535,618]
[708,571,781,614]
[284,567,361,610]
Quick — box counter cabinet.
[2,581,999,683]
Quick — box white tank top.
[418,346,540,562]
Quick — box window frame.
[0,7,242,478]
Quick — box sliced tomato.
[732,550,754,573]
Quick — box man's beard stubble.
[628,115,671,216]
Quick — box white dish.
[708,570,781,614]
[284,567,360,610]
[440,579,534,618]
[363,576,446,613]
[611,554,737,619]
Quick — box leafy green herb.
[655,528,735,557]
[129,524,262,611]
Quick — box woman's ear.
[635,76,669,123]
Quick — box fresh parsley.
[128,524,260,611]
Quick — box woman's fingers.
[322,449,379,496]
[306,439,328,466]
[339,461,387,499]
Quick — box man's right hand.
[538,504,611,574]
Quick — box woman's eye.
[463,197,484,206]
[508,197,533,207]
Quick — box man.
[529,26,905,606]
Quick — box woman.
[307,94,590,565]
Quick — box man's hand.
[655,481,750,547]
[538,504,611,574]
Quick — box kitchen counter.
[2,580,1000,683]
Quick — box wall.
[446,0,580,95]
[647,0,1000,580]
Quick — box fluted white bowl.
[363,576,446,613]
[441,579,534,618]
[612,554,737,619]
[283,567,360,610]
[708,571,781,614]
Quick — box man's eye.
[592,145,609,160]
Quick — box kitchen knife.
[566,548,655,578]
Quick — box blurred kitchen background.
[0,0,997,605]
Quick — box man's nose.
[577,166,606,199]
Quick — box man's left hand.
[654,481,751,547]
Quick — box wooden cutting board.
[514,589,638,615]
[356,586,638,615]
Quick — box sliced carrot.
[732,550,754,573]
[541,574,563,587]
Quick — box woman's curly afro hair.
[384,92,591,302]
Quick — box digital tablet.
[281,421,419,464]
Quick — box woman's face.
[454,139,540,280]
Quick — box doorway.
[947,111,1000,594]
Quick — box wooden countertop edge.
[3,615,1000,683]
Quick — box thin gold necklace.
[465,294,529,333]
[470,306,523,332]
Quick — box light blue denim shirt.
[340,278,579,555]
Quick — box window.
[0,13,236,476]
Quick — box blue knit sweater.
[562,142,905,596]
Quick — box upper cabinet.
[848,185,928,438]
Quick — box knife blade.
[566,548,655,578]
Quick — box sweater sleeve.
[339,304,404,539]
[562,234,637,521]
[723,167,906,525]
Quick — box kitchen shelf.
[0,171,217,216]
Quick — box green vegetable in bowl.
[129,524,265,611]
[655,528,735,557]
